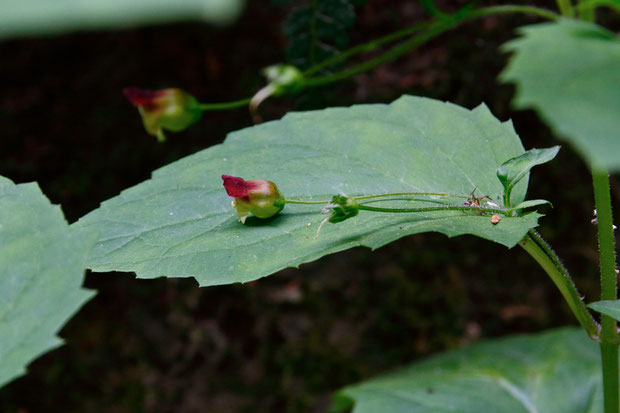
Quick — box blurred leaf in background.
[0,176,95,388]
[0,0,245,39]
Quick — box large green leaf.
[0,177,95,388]
[500,19,620,170]
[332,327,606,413]
[0,0,244,39]
[77,96,542,286]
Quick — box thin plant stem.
[519,230,600,338]
[467,5,560,20]
[301,19,459,88]
[198,98,251,111]
[302,21,432,77]
[357,204,507,215]
[285,199,330,205]
[353,191,466,200]
[556,0,576,17]
[303,5,558,88]
[197,5,559,113]
[592,170,619,413]
[285,191,469,205]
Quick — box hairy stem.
[519,230,600,338]
[592,170,619,413]
[285,199,330,205]
[302,6,558,88]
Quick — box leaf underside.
[501,19,620,171]
[588,299,620,322]
[77,95,542,287]
[333,327,605,413]
[0,177,95,388]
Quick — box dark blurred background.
[1,1,618,412]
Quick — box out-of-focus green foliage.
[333,328,605,413]
[0,0,244,39]
[0,177,95,388]
[501,19,620,170]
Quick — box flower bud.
[322,195,359,223]
[123,87,202,142]
[222,175,285,224]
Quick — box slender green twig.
[519,230,600,338]
[302,18,462,88]
[285,199,330,205]
[198,98,252,111]
[285,191,469,205]
[197,5,559,113]
[592,170,619,413]
[302,21,433,77]
[357,204,507,215]
[303,5,558,88]
[353,191,466,201]
[466,5,560,20]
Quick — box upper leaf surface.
[77,96,541,286]
[501,19,620,170]
[0,176,95,388]
[333,328,605,413]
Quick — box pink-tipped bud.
[222,175,285,223]
[123,87,202,142]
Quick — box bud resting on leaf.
[123,87,202,142]
[322,195,359,223]
[222,175,285,224]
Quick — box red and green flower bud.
[323,195,359,223]
[222,175,285,224]
[123,87,202,142]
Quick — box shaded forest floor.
[1,1,618,412]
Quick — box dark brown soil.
[0,1,616,412]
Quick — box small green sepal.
[322,195,360,223]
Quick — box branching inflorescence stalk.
[195,5,559,114]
